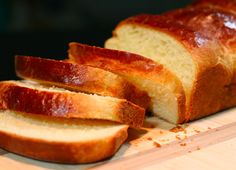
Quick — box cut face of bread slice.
[0,110,128,163]
[0,81,145,127]
[105,14,232,121]
[15,55,150,109]
[68,42,186,124]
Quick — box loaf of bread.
[69,42,186,124]
[15,55,150,109]
[0,110,128,163]
[0,80,145,127]
[2,0,236,164]
[104,12,234,121]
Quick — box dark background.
[0,0,193,80]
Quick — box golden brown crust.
[164,7,236,50]
[192,0,236,14]
[112,14,233,122]
[222,83,236,109]
[192,3,236,91]
[0,81,145,127]
[15,55,150,109]
[68,42,186,124]
[0,120,128,164]
[188,59,231,120]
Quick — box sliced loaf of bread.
[0,80,145,127]
[68,42,186,124]
[15,55,150,109]
[0,110,128,163]
[105,14,232,121]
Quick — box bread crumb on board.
[180,143,187,146]
[194,129,201,133]
[175,135,181,140]
[170,125,185,133]
[153,142,161,148]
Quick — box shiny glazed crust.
[68,42,186,123]
[111,14,232,121]
[192,0,236,14]
[0,81,145,127]
[164,7,236,49]
[0,112,128,164]
[15,56,150,109]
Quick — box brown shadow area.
[126,128,148,142]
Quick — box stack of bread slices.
[1,0,236,164]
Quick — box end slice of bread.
[0,110,128,163]
[68,42,186,124]
[0,81,145,127]
[15,55,150,109]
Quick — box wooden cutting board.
[0,108,236,170]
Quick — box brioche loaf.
[68,42,186,124]
[15,55,150,109]
[105,14,232,121]
[0,110,128,163]
[0,80,145,127]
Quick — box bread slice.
[68,42,186,124]
[15,55,150,109]
[0,81,145,127]
[105,14,232,121]
[0,110,128,163]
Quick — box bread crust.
[192,0,236,14]
[0,116,128,164]
[68,42,186,123]
[164,7,236,50]
[0,81,145,127]
[15,56,150,109]
[111,14,232,121]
